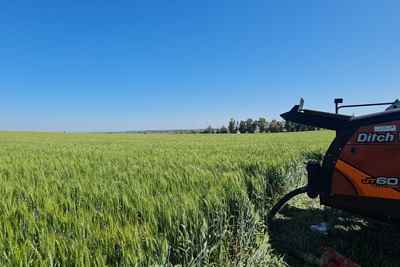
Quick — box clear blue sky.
[1,1,399,131]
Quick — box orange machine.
[269,98,400,223]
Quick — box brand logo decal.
[362,177,400,188]
[356,132,395,143]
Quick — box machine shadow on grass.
[268,204,400,267]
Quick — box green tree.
[219,126,228,134]
[239,120,247,133]
[245,119,254,133]
[284,121,318,132]
[269,120,284,132]
[203,125,214,134]
[258,117,268,132]
[228,119,237,133]
[284,120,296,132]
[251,120,259,133]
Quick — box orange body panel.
[335,160,400,200]
[332,121,400,200]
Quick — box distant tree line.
[202,118,319,134]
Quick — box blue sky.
[1,1,399,131]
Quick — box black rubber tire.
[267,186,308,226]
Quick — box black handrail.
[334,98,395,114]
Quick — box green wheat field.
[0,131,398,267]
